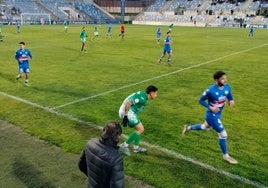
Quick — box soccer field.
[0,24,267,187]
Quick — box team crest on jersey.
[135,98,139,103]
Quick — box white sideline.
[1,44,268,187]
[0,95,267,188]
[51,43,268,110]
[0,100,268,188]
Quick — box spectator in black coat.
[79,121,124,188]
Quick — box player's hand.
[228,100,235,107]
[209,106,220,113]
[122,115,128,127]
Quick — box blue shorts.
[206,114,224,133]
[163,48,172,54]
[19,63,30,73]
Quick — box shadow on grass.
[13,157,55,188]
[29,85,88,99]
[0,72,17,83]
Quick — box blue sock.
[219,139,227,154]
[189,124,202,130]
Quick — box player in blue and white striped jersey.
[15,41,32,86]
[158,31,172,66]
[182,71,238,164]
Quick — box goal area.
[20,13,51,25]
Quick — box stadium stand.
[75,2,115,23]
[0,0,267,27]
[39,0,69,20]
[0,0,118,24]
[133,0,268,27]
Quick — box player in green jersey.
[0,32,3,42]
[63,20,69,33]
[92,26,99,40]
[0,23,3,33]
[80,26,88,53]
[119,85,158,156]
[0,23,3,40]
[168,23,174,32]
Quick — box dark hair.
[213,71,226,80]
[146,85,158,94]
[101,121,122,145]
[19,42,25,45]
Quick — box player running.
[80,26,88,53]
[0,31,3,42]
[119,85,158,156]
[182,71,238,164]
[63,20,69,33]
[15,42,33,86]
[248,25,254,37]
[118,23,125,39]
[16,20,21,33]
[92,26,99,40]
[168,23,174,32]
[158,31,172,66]
[106,24,112,38]
[156,26,161,44]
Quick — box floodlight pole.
[120,0,125,23]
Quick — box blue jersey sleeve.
[15,50,19,61]
[199,89,210,109]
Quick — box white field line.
[51,43,268,110]
[1,44,268,187]
[0,91,267,188]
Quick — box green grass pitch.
[0,24,267,187]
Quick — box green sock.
[126,131,139,145]
[134,133,141,146]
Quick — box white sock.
[134,145,139,149]
[124,142,129,147]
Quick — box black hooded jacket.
[79,138,124,188]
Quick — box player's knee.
[136,123,144,134]
[201,123,210,130]
[218,130,227,139]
